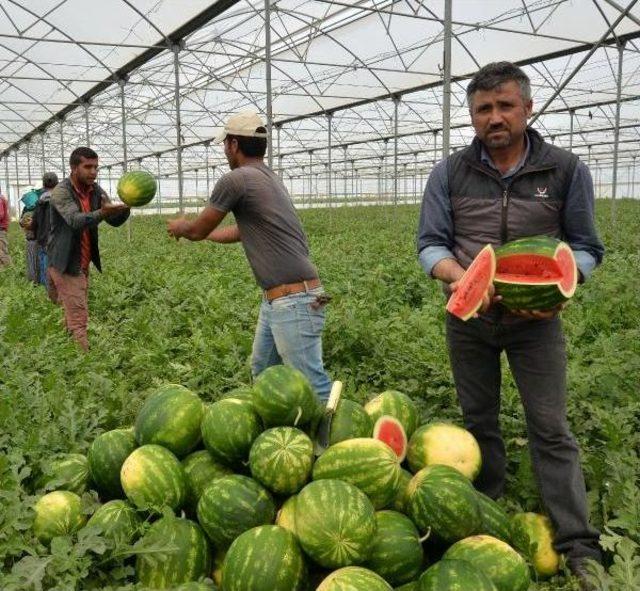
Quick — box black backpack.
[33,193,51,248]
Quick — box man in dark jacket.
[33,172,59,287]
[417,62,604,588]
[48,147,129,350]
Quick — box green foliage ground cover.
[0,200,638,590]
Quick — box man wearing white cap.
[167,111,332,402]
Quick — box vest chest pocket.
[507,196,563,240]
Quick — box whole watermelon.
[407,423,481,479]
[33,490,86,544]
[249,427,314,494]
[275,494,298,534]
[120,444,186,512]
[329,399,373,445]
[220,386,253,401]
[407,464,481,542]
[201,398,263,466]
[135,515,211,588]
[390,468,413,514]
[88,427,137,499]
[172,582,218,591]
[363,510,423,586]
[295,479,376,568]
[442,535,530,591]
[182,450,232,511]
[117,170,157,207]
[317,566,392,591]
[510,512,560,578]
[312,438,401,509]
[252,365,317,427]
[476,491,512,543]
[222,525,306,591]
[418,559,498,590]
[196,474,275,548]
[364,390,418,438]
[135,384,204,458]
[36,453,89,495]
[85,499,141,544]
[395,582,420,591]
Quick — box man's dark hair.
[69,147,99,167]
[42,172,58,189]
[467,62,531,107]
[225,127,267,158]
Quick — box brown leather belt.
[264,278,322,302]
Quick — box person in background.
[167,111,332,403]
[19,187,41,283]
[416,62,604,590]
[48,147,130,351]
[0,189,11,268]
[32,172,59,287]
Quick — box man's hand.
[509,303,565,320]
[449,281,502,318]
[167,217,188,241]
[100,203,130,217]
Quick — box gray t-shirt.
[209,162,318,289]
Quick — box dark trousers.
[446,314,601,561]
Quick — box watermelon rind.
[446,244,496,321]
[510,512,560,578]
[407,422,481,480]
[418,559,498,590]
[442,535,531,591]
[33,490,86,544]
[364,390,418,438]
[222,525,307,591]
[117,170,157,207]
[135,515,211,588]
[317,566,392,591]
[295,479,377,568]
[312,438,401,509]
[88,427,137,500]
[372,416,408,462]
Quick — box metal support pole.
[14,150,20,217]
[343,146,348,204]
[276,125,281,177]
[119,80,128,172]
[309,151,313,205]
[4,157,10,217]
[26,141,32,185]
[172,44,185,213]
[414,152,418,203]
[587,145,592,168]
[327,113,333,206]
[205,143,211,199]
[107,167,112,198]
[265,0,273,168]
[351,159,355,203]
[156,154,162,215]
[301,166,306,206]
[569,110,574,150]
[433,130,438,164]
[611,40,625,222]
[40,133,46,177]
[442,0,453,158]
[632,155,637,199]
[84,101,91,146]
[393,96,400,206]
[195,168,199,213]
[59,119,65,177]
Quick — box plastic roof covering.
[1,0,640,200]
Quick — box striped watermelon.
[275,494,298,534]
[36,453,89,495]
[394,582,420,591]
[249,427,314,494]
[120,444,186,512]
[33,490,86,544]
[443,535,531,591]
[364,391,418,438]
[363,510,423,586]
[407,464,481,542]
[295,479,376,568]
[312,438,401,509]
[252,365,317,427]
[390,468,413,514]
[329,399,373,445]
[317,566,392,591]
[201,399,263,466]
[196,474,275,548]
[117,170,157,207]
[222,525,306,591]
[476,492,512,543]
[220,386,253,402]
[85,499,141,544]
[135,515,211,588]
[212,547,226,588]
[88,427,137,499]
[510,512,560,578]
[182,450,232,511]
[418,559,498,590]
[407,423,481,480]
[173,582,218,591]
[135,384,204,458]
[494,236,577,310]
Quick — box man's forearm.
[207,225,240,243]
[432,257,466,284]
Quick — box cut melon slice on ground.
[373,416,408,462]
[446,244,496,321]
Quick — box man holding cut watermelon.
[417,62,604,586]
[167,111,332,403]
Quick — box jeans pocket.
[306,303,326,333]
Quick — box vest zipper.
[501,189,509,243]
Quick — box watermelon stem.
[419,528,432,543]
[293,406,303,427]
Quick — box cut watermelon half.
[373,415,407,462]
[446,244,496,321]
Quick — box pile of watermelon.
[31,366,560,590]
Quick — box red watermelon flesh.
[373,416,407,462]
[446,244,496,321]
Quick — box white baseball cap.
[213,111,268,144]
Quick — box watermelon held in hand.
[494,236,577,310]
[117,170,157,207]
[446,244,496,321]
[33,490,87,544]
[373,416,407,462]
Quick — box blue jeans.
[251,287,332,403]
